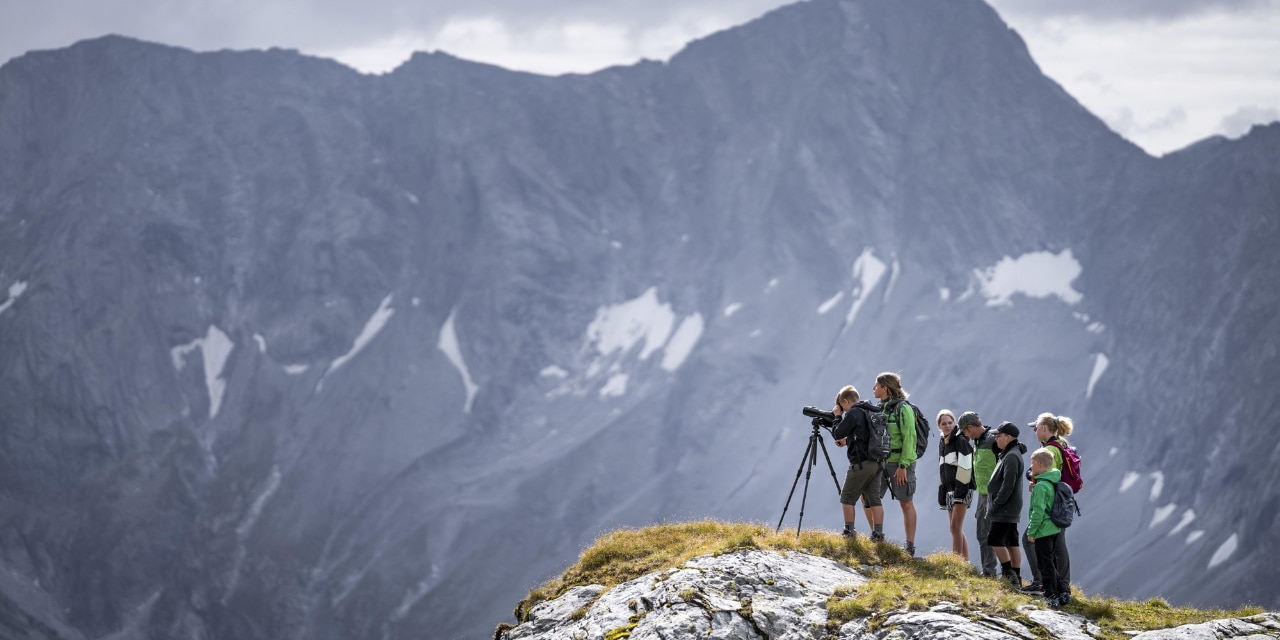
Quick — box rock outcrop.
[501,550,1280,640]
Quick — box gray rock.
[507,549,865,639]
[504,551,1280,640]
[1127,613,1280,639]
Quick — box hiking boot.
[1018,581,1044,594]
[869,531,886,543]
[904,542,916,557]
[1046,594,1061,610]
[1003,573,1023,590]
[1057,593,1071,607]
[841,529,856,539]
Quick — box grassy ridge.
[510,521,1263,639]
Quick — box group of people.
[826,372,1078,609]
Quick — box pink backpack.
[1047,439,1084,493]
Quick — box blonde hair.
[837,385,860,405]
[1031,448,1055,468]
[937,409,955,424]
[1035,412,1074,440]
[875,372,907,401]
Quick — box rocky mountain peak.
[500,547,1280,640]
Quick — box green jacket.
[972,428,997,495]
[1043,436,1069,470]
[885,399,917,466]
[1027,468,1063,539]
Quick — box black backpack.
[1047,479,1081,528]
[861,408,891,463]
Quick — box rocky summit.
[1,0,1279,638]
[501,549,1280,640]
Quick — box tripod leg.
[816,434,843,495]
[796,432,819,536]
[776,436,817,532]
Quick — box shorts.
[880,461,916,501]
[841,461,883,507]
[987,521,1021,548]
[939,486,974,511]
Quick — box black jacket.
[987,438,1027,523]
[938,426,975,504]
[831,400,882,464]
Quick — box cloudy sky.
[2,0,1277,156]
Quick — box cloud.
[0,0,781,69]
[987,0,1269,22]
[1107,106,1189,137]
[1219,105,1280,137]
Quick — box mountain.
[1,0,1278,638]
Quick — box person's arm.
[954,439,973,500]
[990,462,1014,509]
[898,404,917,466]
[1026,481,1049,541]
[831,411,852,442]
[833,407,856,447]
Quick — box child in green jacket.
[1026,448,1070,609]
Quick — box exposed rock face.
[500,550,1280,640]
[510,549,865,640]
[0,0,1278,638]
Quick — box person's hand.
[1027,480,1035,492]
[895,467,907,485]
[833,404,843,417]
[1027,537,1036,543]
[835,438,847,447]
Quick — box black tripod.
[775,419,843,536]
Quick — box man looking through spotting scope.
[831,385,886,541]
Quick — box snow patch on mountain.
[661,314,704,371]
[0,280,27,315]
[1149,472,1165,501]
[1087,353,1109,398]
[439,307,479,413]
[201,326,234,418]
[1209,534,1239,569]
[225,465,281,602]
[584,287,703,375]
[600,374,628,398]
[724,302,743,318]
[1187,531,1205,544]
[818,291,844,314]
[325,294,395,383]
[847,249,887,326]
[1169,509,1196,536]
[170,325,234,419]
[1120,471,1140,492]
[1150,503,1177,528]
[975,249,1083,306]
[884,255,901,301]
[540,365,568,379]
[586,287,675,362]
